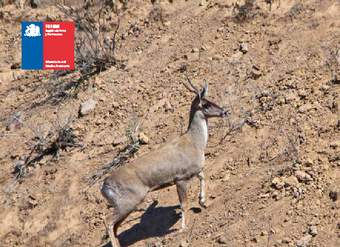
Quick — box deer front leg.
[198,171,207,208]
[176,180,189,231]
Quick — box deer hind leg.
[102,185,144,247]
[197,171,207,208]
[106,204,138,247]
[105,212,122,247]
[176,179,189,231]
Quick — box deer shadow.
[102,200,181,247]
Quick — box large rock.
[295,170,312,182]
[79,99,97,116]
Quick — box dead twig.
[87,140,140,186]
[86,98,164,187]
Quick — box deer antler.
[183,75,199,94]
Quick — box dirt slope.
[0,1,339,247]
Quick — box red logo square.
[43,22,74,70]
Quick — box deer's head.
[184,76,228,119]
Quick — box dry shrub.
[13,116,82,180]
[232,0,260,22]
[57,2,125,80]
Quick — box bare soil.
[0,1,339,247]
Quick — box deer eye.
[202,102,210,108]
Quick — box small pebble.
[217,235,227,244]
[309,225,318,236]
[138,132,149,144]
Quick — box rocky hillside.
[0,1,339,246]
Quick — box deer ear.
[200,83,208,98]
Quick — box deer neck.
[187,110,208,150]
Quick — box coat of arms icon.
[24,24,41,37]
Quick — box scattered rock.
[320,84,330,91]
[112,136,128,146]
[98,96,106,102]
[331,74,340,84]
[30,0,41,8]
[287,2,304,19]
[283,175,299,187]
[222,172,230,182]
[217,27,224,32]
[281,237,291,244]
[179,240,189,247]
[179,64,187,73]
[296,234,312,247]
[10,62,20,70]
[45,14,56,21]
[10,154,19,159]
[228,51,243,63]
[184,52,199,61]
[292,186,303,198]
[272,177,284,189]
[199,0,207,6]
[112,101,120,108]
[276,95,286,105]
[295,170,312,182]
[250,237,258,243]
[240,42,248,53]
[6,112,23,131]
[163,21,171,27]
[259,193,270,198]
[212,54,223,60]
[79,99,97,116]
[250,65,262,79]
[308,225,318,236]
[96,134,115,146]
[138,132,149,144]
[304,158,314,167]
[18,85,25,92]
[298,103,313,113]
[217,235,227,244]
[191,47,199,53]
[200,44,210,51]
[285,91,298,103]
[298,89,308,98]
[27,195,38,209]
[272,190,280,200]
[268,37,282,47]
[329,190,338,202]
[164,100,173,112]
[330,140,340,149]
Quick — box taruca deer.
[101,78,227,247]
